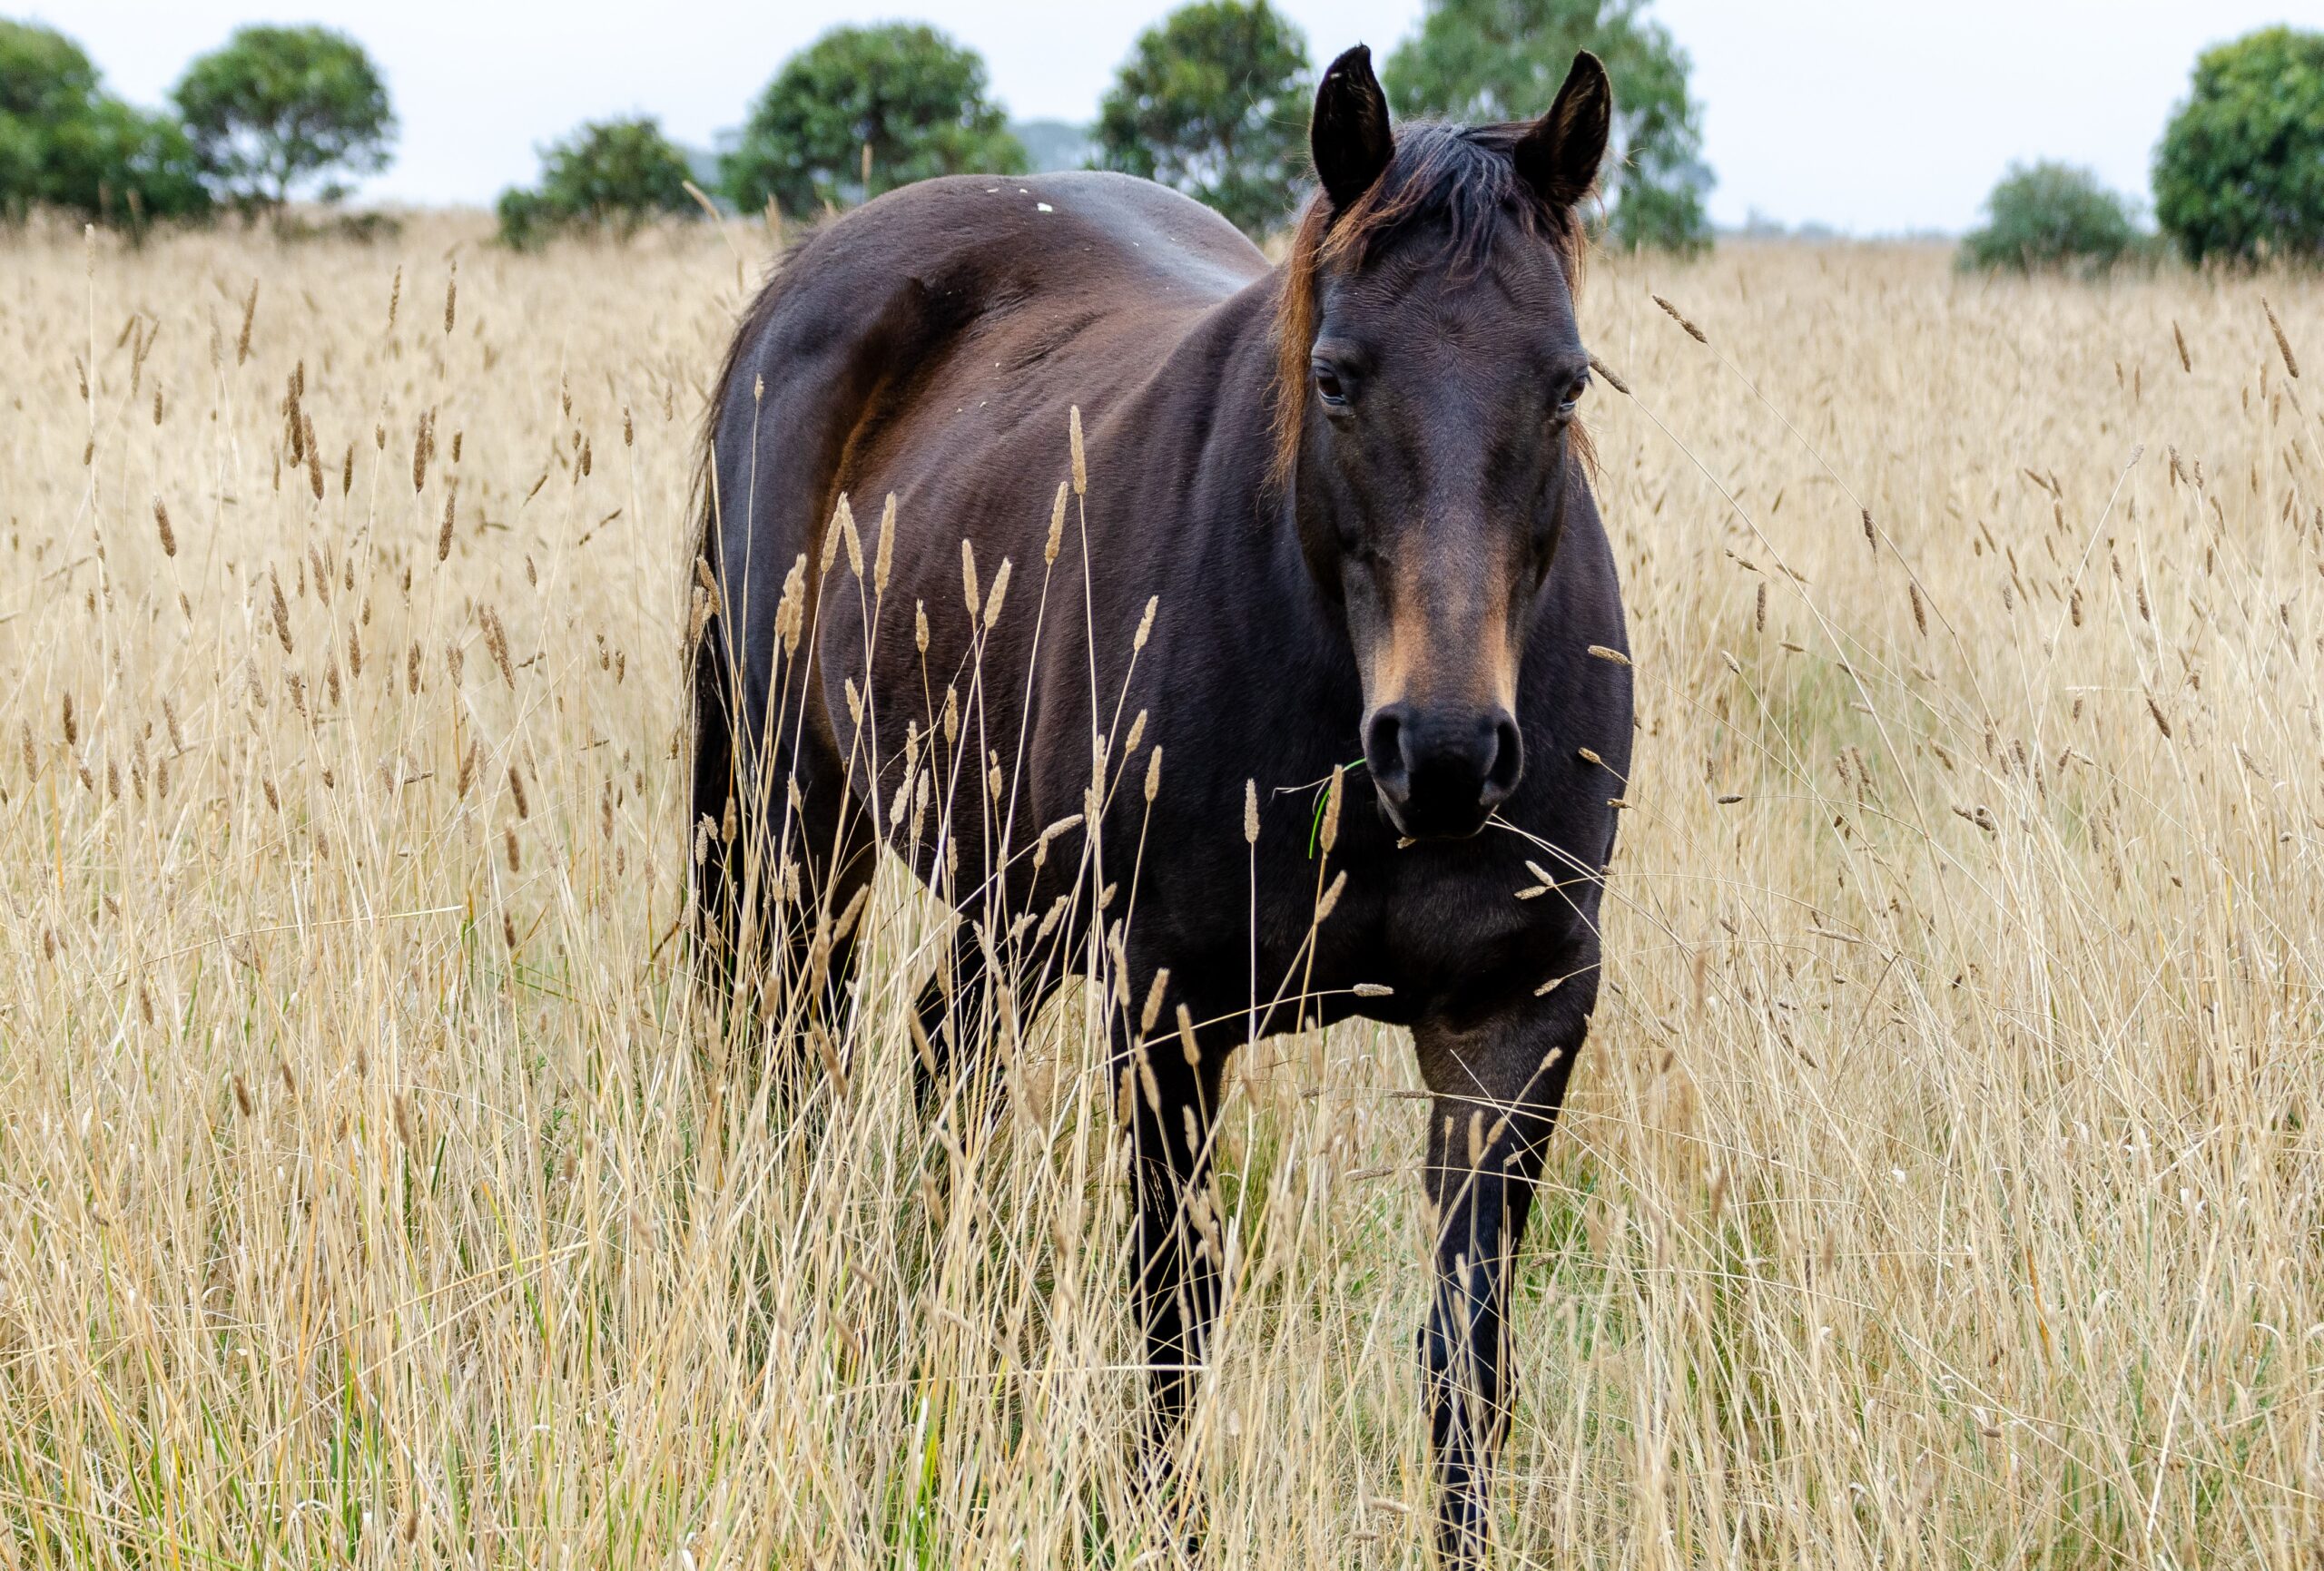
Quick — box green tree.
[0,20,207,225]
[1385,0,1710,252]
[498,116,698,248]
[172,24,395,206]
[0,19,94,217]
[45,98,210,225]
[0,18,97,123]
[1093,0,1311,236]
[2153,26,2324,265]
[723,24,1024,218]
[1958,162,2138,275]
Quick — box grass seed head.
[2264,298,2299,379]
[235,280,257,365]
[874,494,896,595]
[1654,294,1709,343]
[1316,869,1346,922]
[984,557,1011,626]
[1587,352,1630,396]
[268,569,293,653]
[837,495,864,578]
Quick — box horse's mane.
[1270,122,1592,494]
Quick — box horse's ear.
[1513,51,1611,211]
[1312,44,1393,211]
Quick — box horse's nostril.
[1363,705,1413,796]
[1481,713,1524,806]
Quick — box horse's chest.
[1288,849,1587,1018]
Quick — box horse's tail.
[686,255,796,957]
[686,208,950,966]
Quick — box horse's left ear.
[1312,44,1394,211]
[1514,51,1611,211]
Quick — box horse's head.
[1280,46,1610,841]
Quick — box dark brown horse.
[691,45,1630,1564]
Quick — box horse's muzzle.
[1363,702,1523,840]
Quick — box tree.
[723,24,1024,218]
[44,98,209,225]
[497,116,698,248]
[1958,162,2138,275]
[1093,0,1312,236]
[0,18,97,123]
[172,25,395,207]
[0,20,208,225]
[2153,26,2324,265]
[1385,0,1710,252]
[0,20,97,217]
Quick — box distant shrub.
[1958,162,2137,274]
[498,117,697,248]
[2153,26,2324,265]
[0,20,210,228]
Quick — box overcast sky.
[51,0,2316,234]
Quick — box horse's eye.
[1314,365,1348,408]
[1557,370,1590,417]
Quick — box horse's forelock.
[1268,123,1590,496]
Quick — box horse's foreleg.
[1118,1007,1228,1469]
[1413,948,1597,1566]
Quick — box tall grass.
[4,213,2323,1566]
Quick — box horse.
[690,44,1630,1564]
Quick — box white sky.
[47,0,2321,233]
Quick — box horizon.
[42,0,2319,237]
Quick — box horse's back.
[772,169,1265,334]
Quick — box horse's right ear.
[1312,45,1393,211]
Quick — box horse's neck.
[1122,273,1359,770]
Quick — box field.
[5,212,2324,1568]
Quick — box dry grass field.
[5,211,2324,1568]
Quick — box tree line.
[508,1,1716,250]
[0,1,1714,250]
[1,20,390,229]
[8,6,2323,266]
[704,0,1714,250]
